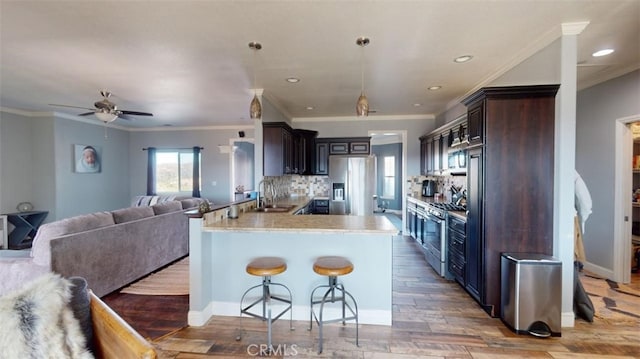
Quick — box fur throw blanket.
[0,273,93,359]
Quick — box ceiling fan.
[49,90,153,123]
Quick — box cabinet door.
[432,135,441,173]
[467,102,484,146]
[315,141,329,175]
[465,147,483,301]
[283,129,293,174]
[425,137,434,174]
[349,142,370,154]
[419,137,427,175]
[329,142,349,154]
[263,126,284,176]
[440,133,448,172]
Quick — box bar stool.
[309,256,359,354]
[237,257,293,350]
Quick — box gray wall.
[1,112,44,214]
[53,118,131,219]
[128,128,254,205]
[576,69,640,270]
[0,112,130,220]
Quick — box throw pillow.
[0,273,93,359]
[151,200,183,215]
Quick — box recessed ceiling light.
[306,106,314,110]
[428,86,442,91]
[286,77,300,83]
[413,103,422,107]
[592,49,614,57]
[454,55,473,63]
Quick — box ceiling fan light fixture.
[95,111,117,123]
[248,41,263,120]
[356,36,370,117]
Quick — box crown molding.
[292,114,434,123]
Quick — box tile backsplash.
[265,175,331,197]
[407,174,467,201]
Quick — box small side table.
[5,211,48,249]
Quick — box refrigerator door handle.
[345,169,350,214]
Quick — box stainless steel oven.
[422,205,446,277]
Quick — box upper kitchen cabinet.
[292,129,318,175]
[263,122,294,176]
[461,84,559,318]
[314,137,371,175]
[467,101,484,146]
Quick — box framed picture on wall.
[74,144,101,173]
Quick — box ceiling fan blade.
[120,110,153,116]
[49,103,95,111]
[117,113,135,121]
[78,112,95,116]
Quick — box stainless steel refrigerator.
[329,155,377,215]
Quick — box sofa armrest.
[89,291,157,359]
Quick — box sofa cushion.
[151,200,183,215]
[0,273,93,358]
[180,198,205,209]
[31,211,115,266]
[111,206,155,224]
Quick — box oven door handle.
[426,214,443,224]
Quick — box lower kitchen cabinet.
[447,214,466,285]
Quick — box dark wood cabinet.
[263,122,293,176]
[447,214,466,285]
[265,123,318,176]
[465,147,483,303]
[315,140,329,175]
[462,85,559,317]
[349,141,370,154]
[292,129,318,175]
[329,142,349,154]
[314,137,371,175]
[467,101,484,146]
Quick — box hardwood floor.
[103,235,640,358]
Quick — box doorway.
[615,114,640,284]
[369,130,407,230]
[230,139,254,202]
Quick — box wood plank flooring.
[103,235,640,358]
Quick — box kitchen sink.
[254,205,296,213]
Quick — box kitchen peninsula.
[187,197,398,327]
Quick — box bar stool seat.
[237,257,292,350]
[309,256,359,354]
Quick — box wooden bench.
[90,291,157,359]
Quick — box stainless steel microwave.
[448,149,467,174]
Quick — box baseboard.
[189,300,392,326]
[582,261,614,279]
[561,311,575,327]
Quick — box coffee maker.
[422,180,437,197]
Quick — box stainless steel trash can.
[501,253,562,337]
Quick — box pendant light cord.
[360,45,365,94]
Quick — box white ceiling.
[1,1,638,128]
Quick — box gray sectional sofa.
[0,197,204,297]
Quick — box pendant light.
[356,36,370,117]
[248,41,262,119]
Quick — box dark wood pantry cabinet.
[462,85,559,317]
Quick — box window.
[382,156,395,199]
[155,150,201,194]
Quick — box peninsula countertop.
[202,196,398,234]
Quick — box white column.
[253,89,264,189]
[555,21,589,328]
